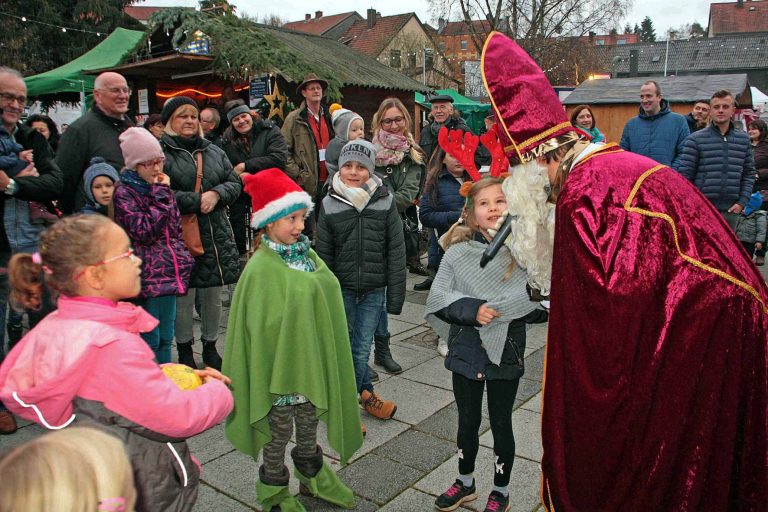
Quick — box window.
[408,53,416,68]
[595,39,605,45]
[438,41,445,52]
[460,40,468,50]
[617,39,627,45]
[424,48,434,70]
[651,55,661,62]
[460,61,466,74]
[390,49,401,69]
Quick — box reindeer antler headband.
[438,125,510,198]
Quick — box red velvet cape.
[541,144,768,511]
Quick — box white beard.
[500,160,555,296]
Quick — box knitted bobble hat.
[242,168,314,230]
[83,157,120,204]
[161,96,198,124]
[331,106,363,142]
[119,127,165,170]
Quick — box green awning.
[416,89,492,133]
[25,28,145,97]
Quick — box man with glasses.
[200,107,222,144]
[56,72,134,213]
[0,66,62,434]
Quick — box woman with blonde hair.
[370,97,426,375]
[0,426,136,512]
[159,96,242,370]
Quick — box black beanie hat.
[161,96,198,124]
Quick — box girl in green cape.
[222,168,363,512]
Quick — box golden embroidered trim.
[513,122,574,153]
[624,166,768,313]
[573,143,621,168]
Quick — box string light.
[0,10,107,35]
[157,85,249,99]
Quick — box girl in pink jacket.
[0,215,233,512]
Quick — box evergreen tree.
[633,23,641,34]
[624,23,633,34]
[690,22,706,38]
[0,0,142,76]
[640,16,656,42]
[609,27,618,36]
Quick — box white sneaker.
[437,339,449,357]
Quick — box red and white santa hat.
[242,168,314,230]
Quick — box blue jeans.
[141,295,177,364]
[342,288,386,394]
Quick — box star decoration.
[263,81,284,121]
[458,448,464,459]
[495,456,504,474]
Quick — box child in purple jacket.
[114,127,194,363]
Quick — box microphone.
[480,214,513,268]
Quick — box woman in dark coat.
[159,96,242,370]
[217,99,288,256]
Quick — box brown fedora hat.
[296,73,328,94]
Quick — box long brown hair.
[424,146,470,204]
[371,97,425,164]
[569,105,596,130]
[9,215,112,309]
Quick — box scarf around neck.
[373,129,409,166]
[425,239,537,365]
[263,234,315,272]
[332,172,382,212]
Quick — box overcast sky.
[143,0,712,38]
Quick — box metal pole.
[663,38,669,77]
[423,47,427,85]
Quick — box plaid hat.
[339,140,376,175]
[161,96,198,124]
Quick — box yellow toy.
[161,364,203,390]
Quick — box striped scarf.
[332,172,382,212]
[425,239,537,365]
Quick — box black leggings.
[453,373,520,487]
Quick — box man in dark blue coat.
[620,80,690,169]
[677,89,755,222]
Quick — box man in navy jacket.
[620,81,690,169]
[677,89,755,217]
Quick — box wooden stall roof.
[84,53,215,80]
[563,74,752,107]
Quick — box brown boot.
[0,410,18,435]
[360,389,397,420]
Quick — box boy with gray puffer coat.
[734,191,767,258]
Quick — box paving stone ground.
[3,265,766,512]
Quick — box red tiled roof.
[439,20,493,36]
[709,1,768,35]
[343,13,415,57]
[124,6,166,21]
[284,12,359,36]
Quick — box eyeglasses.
[381,116,405,127]
[97,87,132,96]
[138,158,165,167]
[0,92,27,105]
[74,249,138,279]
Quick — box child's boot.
[201,338,222,370]
[373,333,402,374]
[292,445,355,509]
[176,339,198,369]
[257,465,307,512]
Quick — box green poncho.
[223,245,363,464]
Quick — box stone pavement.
[3,265,767,512]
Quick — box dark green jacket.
[160,134,242,288]
[316,186,406,314]
[55,106,133,213]
[374,153,425,214]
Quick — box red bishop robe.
[542,143,768,512]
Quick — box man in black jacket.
[419,95,469,162]
[685,99,710,134]
[0,66,63,434]
[56,72,134,213]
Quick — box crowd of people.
[0,35,766,512]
